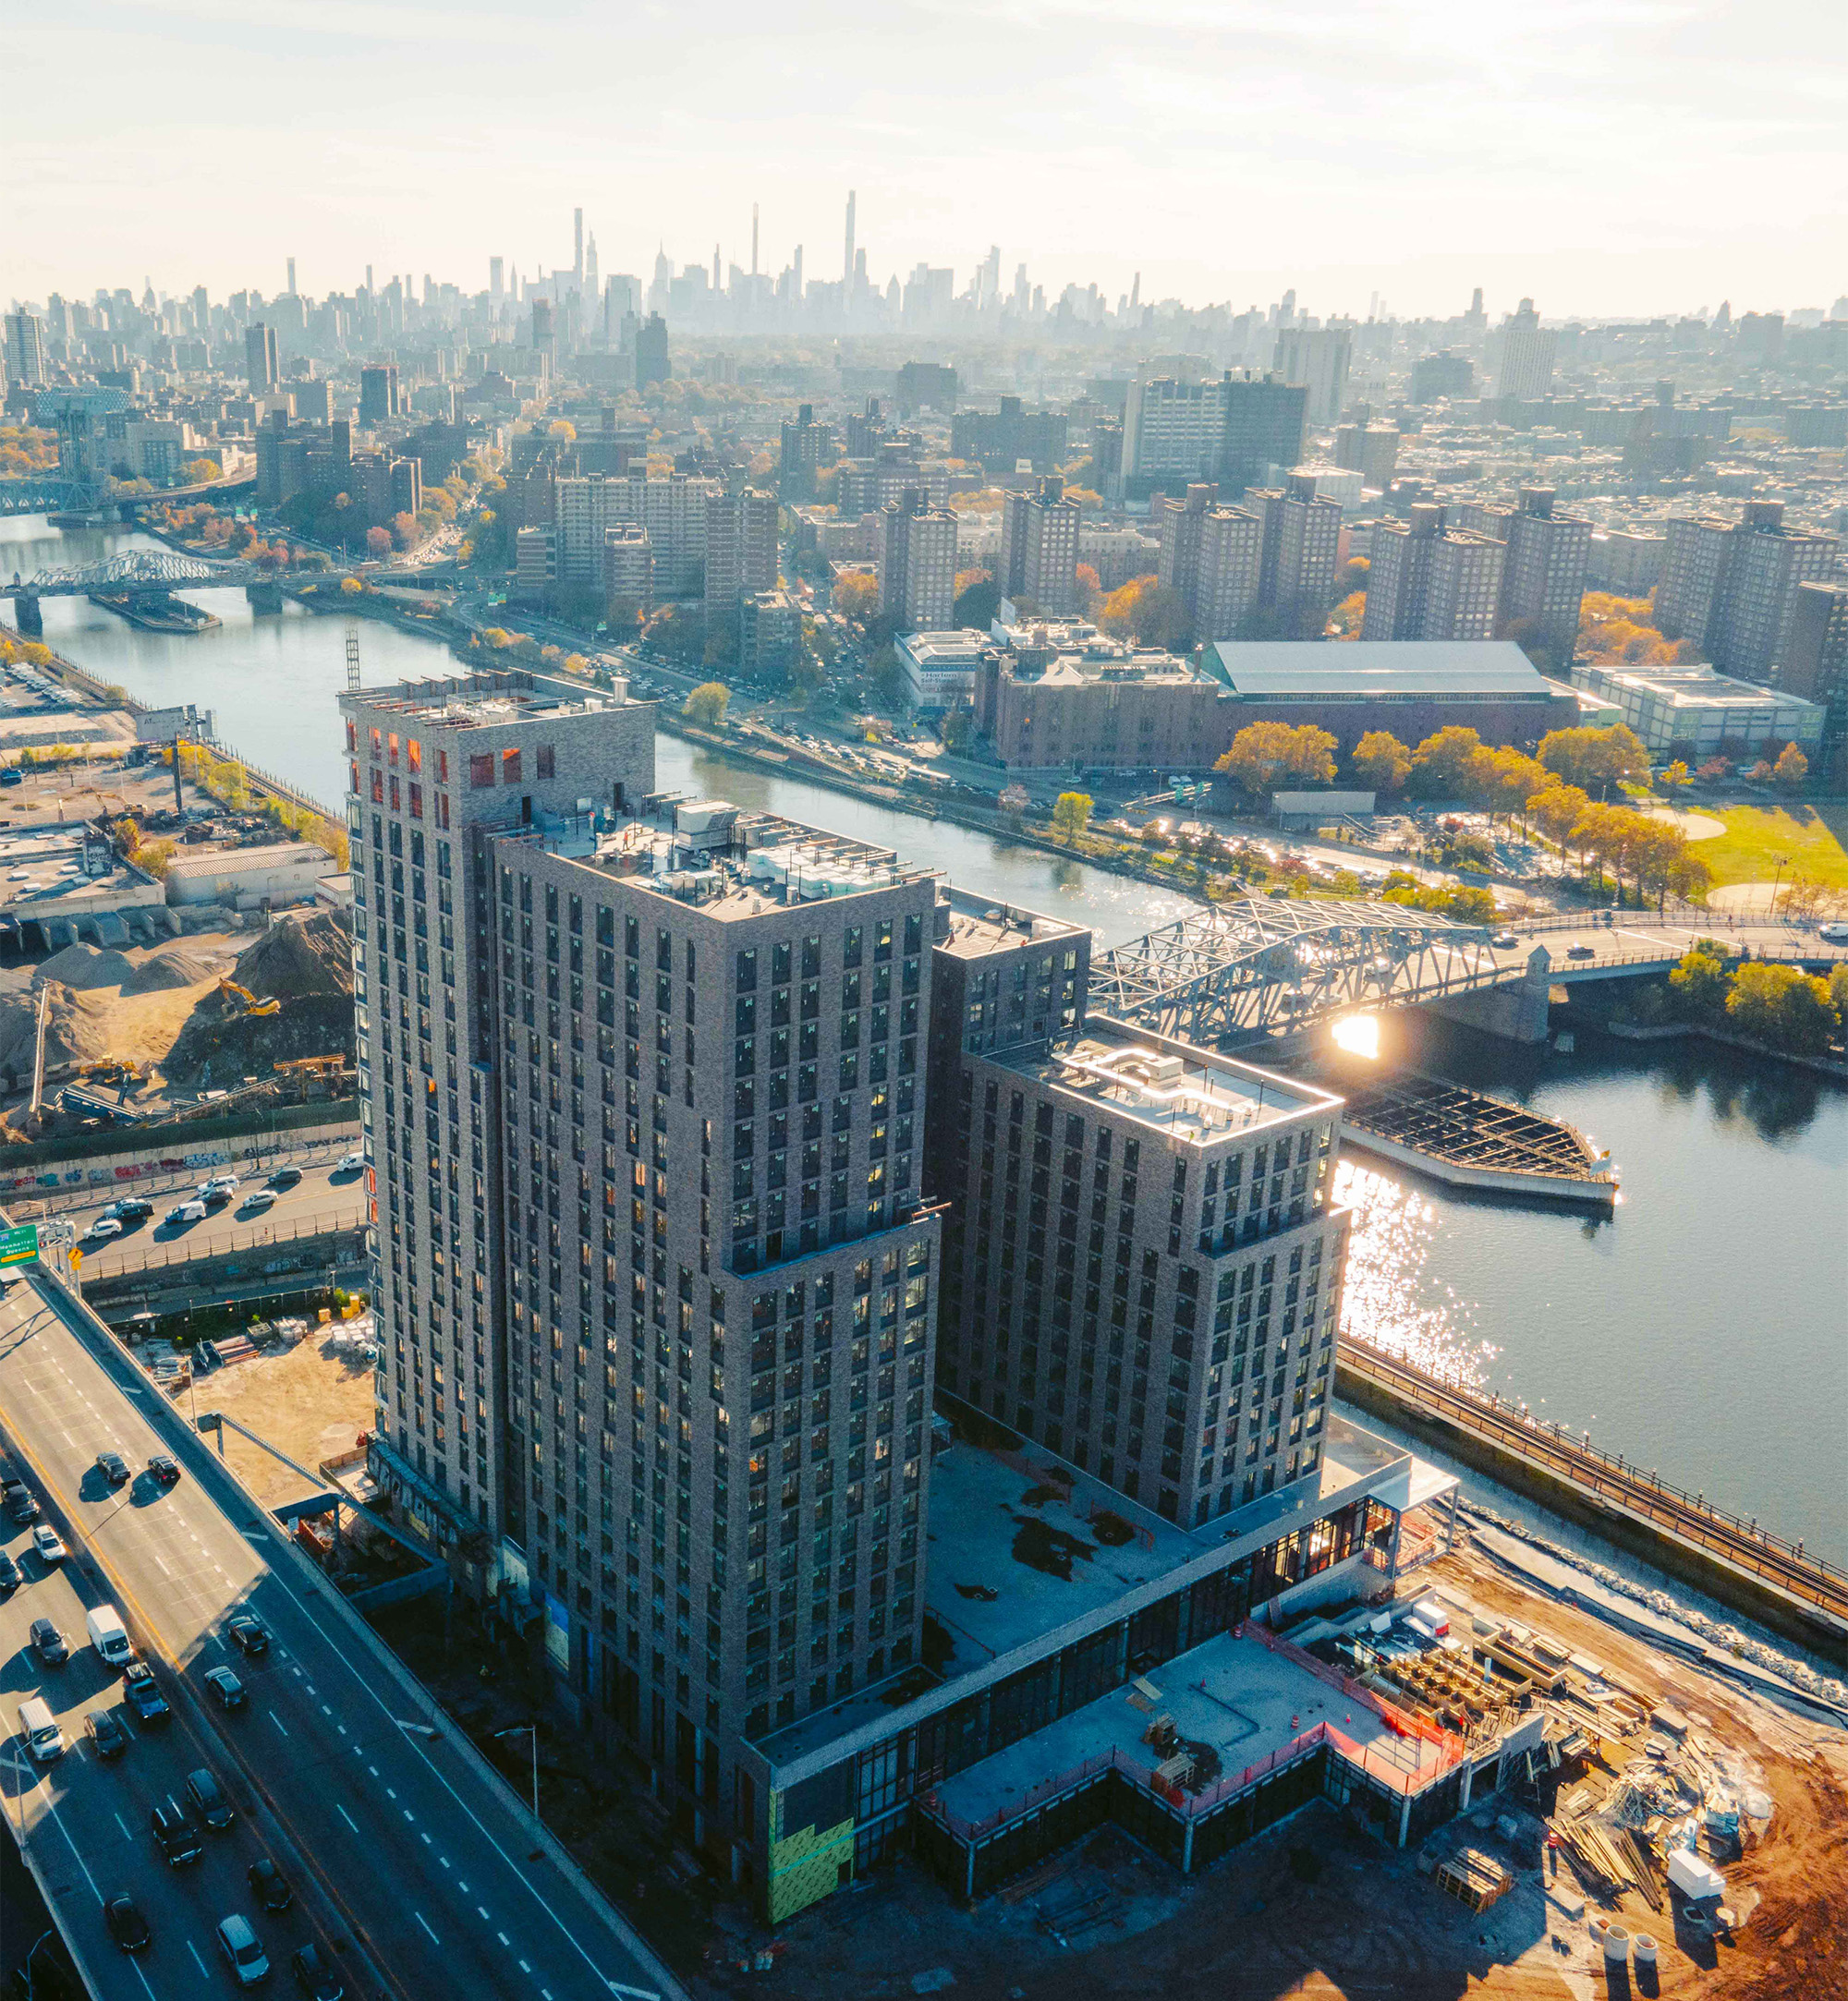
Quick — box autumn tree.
[833,571,881,622]
[1328,590,1366,638]
[683,682,731,728]
[1468,746,1548,823]
[390,511,418,551]
[952,568,999,629]
[1669,947,1730,1019]
[182,457,222,485]
[1774,743,1808,791]
[1537,723,1648,799]
[1408,725,1485,799]
[1348,731,1411,795]
[1727,964,1837,1055]
[1215,722,1337,800]
[1074,563,1103,615]
[364,526,392,558]
[1051,792,1093,842]
[1098,575,1191,650]
[1660,759,1691,795]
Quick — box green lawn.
[1696,801,1848,889]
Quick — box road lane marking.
[270,1712,290,1737]
[420,1831,432,1844]
[478,1906,490,1920]
[385,1786,397,1799]
[520,1959,532,1972]
[415,1912,440,1944]
[404,1809,415,1823]
[337,1803,359,1831]
[188,1940,211,1977]
[115,1811,132,1839]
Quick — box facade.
[1122,374,1306,493]
[1155,487,1261,643]
[894,630,992,709]
[1494,488,1590,661]
[636,313,670,389]
[778,406,834,501]
[1271,328,1352,427]
[555,473,722,596]
[875,501,958,633]
[1781,581,1848,770]
[1496,299,1555,400]
[1568,661,1826,758]
[1361,505,1505,644]
[1410,352,1472,404]
[359,364,399,424]
[1245,474,1343,637]
[998,478,1081,615]
[603,525,654,613]
[1655,503,1840,683]
[951,397,1068,474]
[975,626,1222,771]
[738,590,803,678]
[1153,485,1217,610]
[1586,529,1666,592]
[245,323,278,395]
[4,312,45,388]
[705,489,781,652]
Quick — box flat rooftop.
[753,1408,1414,1775]
[0,823,152,920]
[930,1626,1444,1833]
[349,672,637,734]
[1001,1026,1333,1145]
[1205,639,1554,700]
[937,887,1088,963]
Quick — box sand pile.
[164,908,356,1088]
[0,985,119,1083]
[120,946,225,994]
[31,943,138,990]
[233,909,354,1001]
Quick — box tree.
[1215,722,1337,800]
[20,642,53,669]
[1774,743,1809,791]
[548,419,578,441]
[1328,590,1366,638]
[1659,759,1692,795]
[390,511,418,551]
[1408,725,1484,800]
[1537,722,1648,799]
[1830,964,1848,1027]
[1098,575,1191,649]
[1669,948,1730,1019]
[1696,757,1730,783]
[1727,963,1837,1055]
[1074,563,1103,614]
[683,682,731,728]
[182,457,222,485]
[1051,792,1092,842]
[941,705,973,752]
[1348,731,1411,795]
[1468,746,1548,822]
[1527,781,1591,854]
[952,569,1000,629]
[998,783,1029,820]
[364,526,392,558]
[833,571,881,622]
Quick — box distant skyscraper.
[1271,327,1351,427]
[4,311,46,387]
[844,189,857,286]
[1782,581,1848,769]
[1246,474,1342,637]
[244,321,278,394]
[286,257,297,296]
[584,237,599,313]
[636,313,670,390]
[359,364,399,424]
[1496,298,1556,400]
[1361,504,1505,643]
[490,257,504,303]
[573,207,584,289]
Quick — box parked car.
[85,1709,129,1760]
[227,1614,270,1656]
[31,1523,67,1565]
[103,1896,151,1954]
[204,1666,247,1711]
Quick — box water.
[14,513,1843,1558]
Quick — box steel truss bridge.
[1092,898,1509,1044]
[5,550,262,595]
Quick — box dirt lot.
[188,1330,374,1507]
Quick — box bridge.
[2,548,293,632]
[1095,899,1848,1048]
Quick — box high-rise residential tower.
[1361,504,1505,643]
[245,321,278,394]
[1494,488,1591,661]
[998,477,1081,615]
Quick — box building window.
[502,748,522,784]
[537,745,555,780]
[469,754,494,789]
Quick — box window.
[502,748,522,784]
[536,745,555,780]
[469,754,494,789]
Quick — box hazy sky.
[8,0,1845,319]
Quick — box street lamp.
[494,1722,541,1826]
[1769,854,1790,919]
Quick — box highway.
[0,1271,682,2001]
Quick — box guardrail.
[1339,1336,1847,1611]
[12,1134,360,1218]
[78,1212,367,1282]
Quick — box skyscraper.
[244,321,278,394]
[997,477,1081,615]
[4,311,45,387]
[875,497,957,632]
[1245,474,1343,637]
[1494,488,1591,661]
[1271,327,1352,427]
[704,489,781,653]
[490,258,505,304]
[359,364,399,425]
[1496,298,1556,400]
[574,207,584,290]
[844,190,857,286]
[1360,504,1505,643]
[636,314,670,391]
[1657,503,1840,683]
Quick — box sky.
[7,0,1845,321]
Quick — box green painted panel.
[767,1809,855,1924]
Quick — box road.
[0,1271,682,2001]
[50,1158,369,1282]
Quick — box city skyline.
[8,0,1844,317]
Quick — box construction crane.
[218,977,282,1018]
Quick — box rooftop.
[936,887,1088,963]
[1574,660,1827,713]
[754,1407,1414,1777]
[1205,639,1557,700]
[346,671,638,734]
[1002,1024,1331,1145]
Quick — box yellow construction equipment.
[218,978,282,1018]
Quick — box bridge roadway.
[0,1269,682,2001]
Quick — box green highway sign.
[0,1223,38,1266]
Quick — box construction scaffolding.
[1090,899,1500,1046]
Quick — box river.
[8,512,1843,1561]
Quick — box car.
[266,1166,303,1190]
[185,1766,235,1830]
[1820,921,1848,945]
[146,1454,181,1487]
[122,1657,170,1723]
[85,1709,129,1759]
[108,1196,154,1220]
[6,1484,41,1522]
[1489,930,1519,949]
[95,1449,130,1487]
[84,1217,123,1242]
[31,1523,67,1565]
[199,1182,234,1207]
[103,1895,151,1954]
[240,1189,278,1213]
[150,1801,203,1865]
[248,1858,293,1911]
[204,1665,247,1710]
[1566,941,1597,960]
[216,1915,270,1988]
[335,1150,366,1173]
[29,1617,68,1667]
[203,1173,239,1195]
[0,1550,18,1593]
[164,1201,207,1227]
[227,1613,271,1656]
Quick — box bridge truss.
[1091,898,1504,1044]
[9,550,244,594]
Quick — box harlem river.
[6,511,1845,1564]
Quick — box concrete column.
[1181,1818,1195,1874]
[1396,1789,1413,1848]
[1458,1759,1474,1813]
[1428,945,1552,1045]
[13,593,43,637]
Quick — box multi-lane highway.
[0,1270,682,2001]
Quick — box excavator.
[218,978,282,1018]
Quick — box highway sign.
[0,1223,38,1266]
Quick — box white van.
[18,1696,64,1762]
[87,1605,132,1666]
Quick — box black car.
[146,1454,181,1488]
[0,1549,19,1593]
[227,1613,270,1656]
[5,1484,40,1523]
[185,1766,234,1831]
[266,1166,303,1190]
[289,1945,345,2001]
[95,1450,131,1487]
[103,1895,151,1954]
[122,1658,170,1723]
[30,1616,68,1667]
[113,1197,154,1220]
[248,1858,293,1911]
[150,1801,203,1865]
[85,1709,129,1760]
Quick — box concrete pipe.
[1632,1934,1659,1966]
[1604,1924,1631,1963]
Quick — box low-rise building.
[894,630,993,709]
[164,841,336,911]
[1568,661,1826,758]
